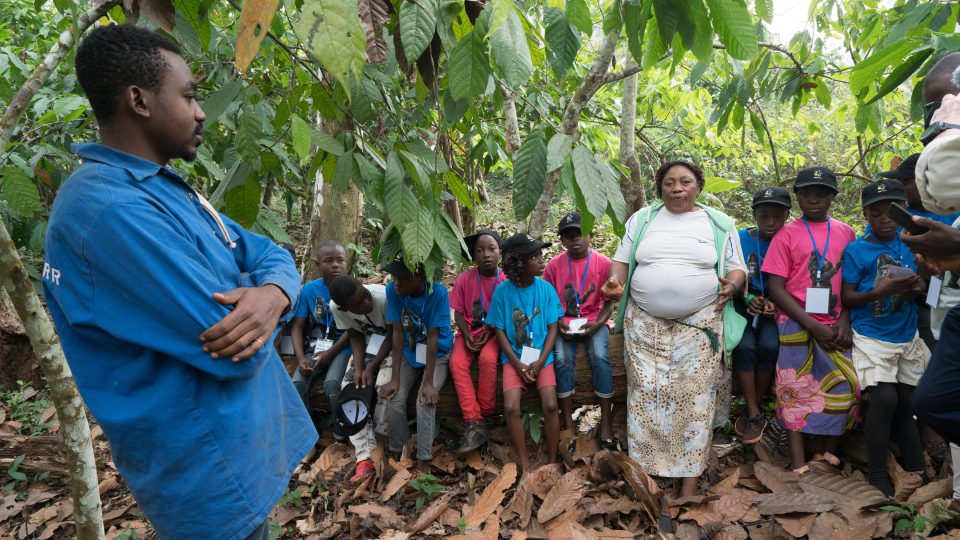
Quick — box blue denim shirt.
[42,144,317,540]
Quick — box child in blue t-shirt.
[379,254,454,472]
[732,187,791,446]
[841,179,930,496]
[290,240,351,438]
[487,233,564,472]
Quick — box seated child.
[380,254,454,472]
[763,166,859,473]
[842,179,929,495]
[487,233,564,472]
[327,275,394,484]
[290,241,351,438]
[543,213,615,449]
[450,230,506,455]
[732,188,791,444]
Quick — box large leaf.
[333,151,356,191]
[755,0,772,22]
[0,168,41,218]
[296,0,367,87]
[448,29,491,100]
[546,133,572,173]
[311,131,346,156]
[358,0,389,63]
[173,0,210,49]
[544,8,581,78]
[512,128,548,220]
[235,0,281,71]
[705,0,758,60]
[485,0,513,37]
[849,37,917,98]
[571,146,606,218]
[224,177,261,227]
[599,161,627,227]
[399,0,438,64]
[566,0,592,35]
[383,151,418,226]
[201,79,244,125]
[445,170,474,209]
[651,0,678,46]
[489,9,533,88]
[236,110,262,166]
[402,208,435,263]
[290,113,312,162]
[623,0,651,63]
[865,47,933,105]
[678,0,713,60]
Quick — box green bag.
[613,203,747,364]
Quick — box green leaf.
[567,0,592,35]
[814,79,832,108]
[290,114,312,162]
[599,161,626,227]
[529,416,542,443]
[544,8,581,78]
[489,9,533,88]
[399,0,438,64]
[485,0,513,37]
[296,0,367,88]
[678,0,712,60]
[651,0,679,46]
[749,110,765,144]
[173,0,210,49]
[849,37,917,98]
[445,170,474,209]
[705,0,758,60]
[893,520,911,534]
[546,133,573,173]
[333,151,355,191]
[202,79,244,126]
[512,128,548,220]
[311,131,346,156]
[403,208,435,263]
[755,0,772,23]
[224,177,261,227]
[623,0,651,63]
[448,29,491,100]
[602,0,622,33]
[1,168,41,218]
[435,210,467,259]
[236,111,262,166]
[703,175,741,193]
[571,146,605,218]
[384,151,418,225]
[865,47,933,105]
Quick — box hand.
[312,349,334,368]
[911,279,926,297]
[931,92,960,125]
[200,285,289,361]
[746,295,765,316]
[762,299,776,317]
[558,320,573,338]
[419,382,439,405]
[379,379,399,400]
[601,277,624,300]
[874,273,921,298]
[513,360,536,384]
[361,365,377,389]
[297,356,313,376]
[715,276,738,312]
[832,319,853,350]
[581,321,603,336]
[901,217,960,267]
[808,322,839,352]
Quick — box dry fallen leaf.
[752,461,801,494]
[537,467,587,523]
[753,492,836,515]
[381,469,412,502]
[798,469,886,510]
[431,451,457,474]
[775,512,817,537]
[310,443,353,482]
[504,471,535,527]
[708,469,740,496]
[887,452,924,502]
[528,462,563,500]
[406,491,455,534]
[908,478,954,507]
[464,462,516,529]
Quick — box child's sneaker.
[455,421,489,455]
[350,459,375,484]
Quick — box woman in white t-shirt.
[602,160,746,497]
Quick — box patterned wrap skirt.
[775,316,860,435]
[623,302,723,477]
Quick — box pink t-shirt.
[543,250,613,325]
[450,267,507,338]
[761,216,856,325]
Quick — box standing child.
[733,188,791,444]
[841,179,929,495]
[379,255,454,472]
[450,230,507,455]
[290,241,352,438]
[327,276,395,484]
[543,212,616,448]
[486,233,564,472]
[762,166,860,473]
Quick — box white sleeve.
[917,132,960,215]
[612,210,642,263]
[723,231,747,274]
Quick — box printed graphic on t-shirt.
[562,283,596,318]
[807,251,842,317]
[312,297,327,325]
[746,252,760,284]
[401,308,426,351]
[471,300,486,330]
[512,307,540,348]
[871,254,907,317]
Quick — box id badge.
[805,287,830,314]
[366,333,386,356]
[313,338,333,354]
[568,318,588,334]
[520,346,541,366]
[927,276,943,308]
[414,343,427,366]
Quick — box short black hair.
[317,239,344,252]
[923,52,960,102]
[329,275,362,306]
[75,24,181,123]
[654,160,705,197]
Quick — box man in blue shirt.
[41,25,316,540]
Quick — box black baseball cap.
[335,382,377,437]
[794,166,838,193]
[861,178,907,208]
[751,186,792,209]
[501,232,552,255]
[878,154,920,182]
[381,253,422,278]
[463,230,503,259]
[557,212,582,235]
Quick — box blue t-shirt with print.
[293,279,342,341]
[385,281,454,368]
[486,278,564,366]
[738,227,770,296]
[842,235,919,343]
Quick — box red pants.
[449,335,500,422]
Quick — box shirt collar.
[71,143,179,182]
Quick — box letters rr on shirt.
[42,262,62,286]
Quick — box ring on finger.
[254,337,265,348]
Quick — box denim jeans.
[292,350,350,414]
[553,325,613,399]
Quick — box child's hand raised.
[600,278,624,300]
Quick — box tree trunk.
[527,31,620,238]
[618,61,647,216]
[501,84,520,157]
[0,219,104,540]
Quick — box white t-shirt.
[331,284,389,336]
[932,216,960,339]
[613,207,745,319]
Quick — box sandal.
[812,452,842,468]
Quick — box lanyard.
[867,233,904,264]
[754,229,765,296]
[519,282,538,342]
[801,217,831,281]
[364,313,379,330]
[475,268,500,314]
[401,283,428,339]
[314,297,333,338]
[565,251,592,308]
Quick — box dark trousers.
[914,303,960,445]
